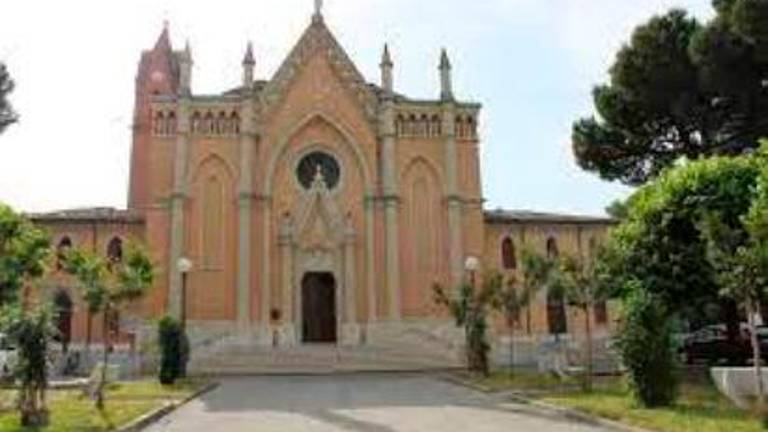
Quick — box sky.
[0,0,715,215]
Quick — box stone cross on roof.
[315,0,323,16]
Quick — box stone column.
[236,100,255,333]
[364,195,376,322]
[380,97,401,320]
[259,199,273,345]
[278,213,295,346]
[342,216,359,345]
[442,103,463,285]
[168,98,191,318]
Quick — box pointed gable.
[260,17,378,124]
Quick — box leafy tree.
[0,204,50,306]
[700,211,768,408]
[573,3,768,186]
[550,253,610,392]
[61,249,105,358]
[0,306,55,427]
[605,199,629,220]
[496,247,556,375]
[601,154,760,320]
[0,63,18,136]
[0,204,52,426]
[518,247,556,335]
[434,274,502,376]
[63,244,153,409]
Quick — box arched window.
[545,236,566,334]
[466,116,476,139]
[167,111,177,135]
[53,289,73,353]
[546,237,559,259]
[407,114,418,136]
[153,111,165,135]
[191,111,202,133]
[430,115,442,137]
[395,114,405,136]
[230,111,240,134]
[216,111,227,134]
[547,290,568,335]
[204,112,215,135]
[107,237,123,264]
[594,301,608,325]
[455,115,464,138]
[56,236,73,271]
[501,237,516,270]
[419,114,429,137]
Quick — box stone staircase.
[188,322,466,375]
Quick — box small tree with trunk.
[0,203,51,426]
[0,306,55,427]
[61,249,105,365]
[434,273,502,377]
[519,247,556,335]
[549,253,610,392]
[498,249,555,375]
[63,243,153,409]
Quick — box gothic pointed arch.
[261,17,377,124]
[263,111,373,196]
[400,157,444,317]
[187,153,237,320]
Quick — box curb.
[438,374,653,432]
[116,381,220,432]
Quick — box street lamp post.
[177,257,193,331]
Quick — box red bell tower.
[128,23,180,210]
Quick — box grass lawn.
[470,369,578,393]
[0,378,207,432]
[542,381,764,432]
[470,370,764,432]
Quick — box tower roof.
[381,43,393,67]
[243,41,255,65]
[153,21,172,53]
[439,48,451,70]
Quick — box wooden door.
[302,273,337,343]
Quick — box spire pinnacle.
[381,43,393,67]
[243,41,255,65]
[439,48,454,101]
[439,48,451,70]
[153,21,172,52]
[183,39,192,62]
[315,0,323,17]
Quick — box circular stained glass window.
[296,151,341,190]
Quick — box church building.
[32,5,615,370]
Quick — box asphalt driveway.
[144,373,607,432]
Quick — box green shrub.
[616,284,678,407]
[157,316,184,385]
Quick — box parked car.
[0,332,17,378]
[679,325,751,365]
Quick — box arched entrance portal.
[302,272,337,344]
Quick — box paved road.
[144,374,607,432]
